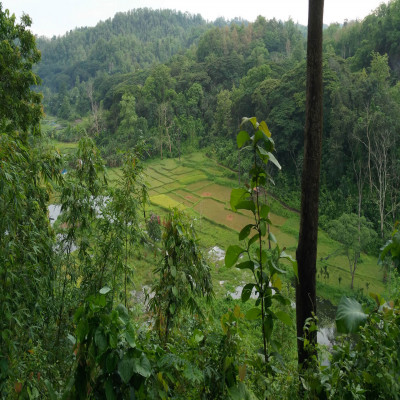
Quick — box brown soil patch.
[196,183,232,202]
[202,192,212,197]
[226,214,233,221]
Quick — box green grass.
[150,194,186,210]
[50,140,78,155]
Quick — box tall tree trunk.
[296,0,324,369]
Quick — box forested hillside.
[38,5,399,240]
[36,9,210,91]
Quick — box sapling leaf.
[275,311,292,326]
[246,307,261,320]
[253,130,264,144]
[236,260,255,272]
[230,188,249,211]
[260,220,267,236]
[248,234,259,249]
[100,286,111,294]
[260,204,269,219]
[268,232,277,244]
[271,274,282,291]
[225,245,245,268]
[241,283,255,302]
[256,144,268,156]
[266,152,281,170]
[132,354,151,378]
[118,357,134,384]
[237,130,251,148]
[241,116,257,129]
[236,200,255,212]
[239,224,253,241]
[269,260,287,275]
[259,120,271,137]
[263,316,274,341]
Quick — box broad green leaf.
[116,304,130,324]
[230,188,249,211]
[106,352,119,373]
[235,200,255,212]
[336,297,367,334]
[76,319,89,342]
[118,357,134,384]
[280,250,295,261]
[239,224,253,241]
[241,283,255,302]
[44,380,57,400]
[260,249,268,265]
[95,329,107,352]
[253,130,264,144]
[241,116,258,129]
[259,120,271,137]
[275,311,292,326]
[268,232,277,244]
[125,331,136,348]
[268,260,287,275]
[249,117,258,128]
[236,260,254,272]
[170,264,176,277]
[109,333,118,348]
[256,144,269,156]
[260,204,269,219]
[100,286,111,294]
[272,293,291,306]
[105,379,116,400]
[246,307,261,320]
[263,315,274,341]
[192,329,204,343]
[271,274,282,291]
[228,382,257,400]
[260,220,267,236]
[248,234,259,248]
[266,152,281,170]
[132,354,152,378]
[237,130,251,148]
[225,245,245,268]
[172,286,178,296]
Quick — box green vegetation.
[2,1,400,399]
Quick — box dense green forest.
[36,3,400,240]
[1,1,400,398]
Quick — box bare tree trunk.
[86,81,102,136]
[296,0,324,369]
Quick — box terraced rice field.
[145,153,286,234]
[142,152,385,300]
